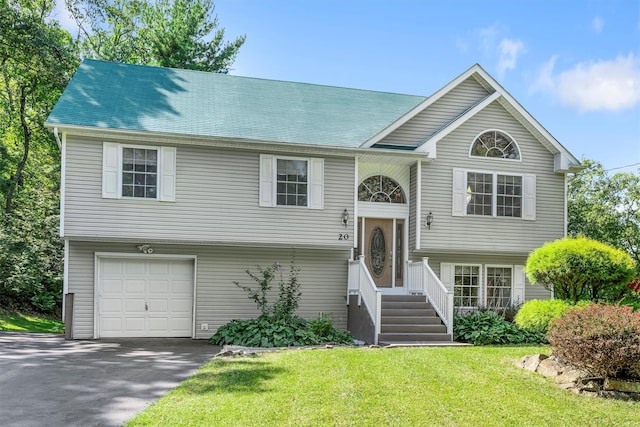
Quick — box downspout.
[53,127,62,149]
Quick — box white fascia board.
[360,64,485,148]
[470,67,581,169]
[415,91,502,153]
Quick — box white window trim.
[468,129,522,163]
[259,154,324,209]
[452,168,535,220]
[102,142,176,202]
[452,263,483,310]
[450,263,524,309]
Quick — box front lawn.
[128,346,638,426]
[0,311,64,333]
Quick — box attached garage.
[95,255,195,338]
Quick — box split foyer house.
[46,59,581,344]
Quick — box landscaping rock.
[604,378,640,394]
[536,357,563,377]
[578,378,603,392]
[522,354,548,372]
[554,368,587,384]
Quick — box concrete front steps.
[378,294,452,345]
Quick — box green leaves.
[208,315,353,348]
[67,0,246,72]
[453,310,547,345]
[526,237,636,303]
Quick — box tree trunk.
[4,85,30,214]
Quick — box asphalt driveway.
[0,332,219,427]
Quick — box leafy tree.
[526,237,636,303]
[66,0,245,72]
[0,0,76,314]
[568,159,640,272]
[0,0,78,214]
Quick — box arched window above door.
[358,175,406,203]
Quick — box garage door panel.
[101,298,122,312]
[102,279,123,293]
[148,280,169,293]
[99,258,194,338]
[148,299,168,312]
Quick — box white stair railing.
[407,258,454,335]
[347,255,382,344]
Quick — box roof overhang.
[361,64,582,173]
[46,123,432,164]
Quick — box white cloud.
[478,25,500,55]
[497,38,525,78]
[531,54,640,112]
[592,16,604,33]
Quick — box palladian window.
[358,175,406,203]
[470,130,520,160]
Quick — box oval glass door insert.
[370,226,386,277]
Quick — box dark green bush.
[208,314,353,348]
[547,303,640,379]
[453,311,547,345]
[526,237,635,303]
[514,299,589,333]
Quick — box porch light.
[425,212,434,230]
[342,209,349,227]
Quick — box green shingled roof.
[46,59,426,148]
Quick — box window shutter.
[308,158,324,209]
[259,154,274,207]
[440,262,454,292]
[452,168,466,216]
[102,142,119,199]
[159,146,176,201]
[523,174,536,220]
[513,265,526,305]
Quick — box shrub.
[514,299,589,333]
[453,311,546,345]
[209,314,353,348]
[526,237,636,303]
[547,303,640,379]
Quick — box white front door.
[97,257,194,338]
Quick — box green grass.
[0,311,64,333]
[128,346,638,426]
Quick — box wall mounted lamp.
[425,212,434,230]
[342,209,350,227]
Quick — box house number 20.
[338,234,349,240]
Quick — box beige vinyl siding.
[64,137,354,247]
[381,77,492,147]
[416,252,552,302]
[417,101,565,254]
[68,240,349,339]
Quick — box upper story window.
[470,130,520,160]
[358,175,406,203]
[452,168,536,220]
[102,142,176,202]
[276,159,308,206]
[122,147,158,198]
[466,172,522,218]
[259,154,324,209]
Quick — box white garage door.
[98,257,194,338]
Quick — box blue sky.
[54,0,640,172]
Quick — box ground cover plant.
[0,310,64,333]
[453,310,546,345]
[127,346,639,427]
